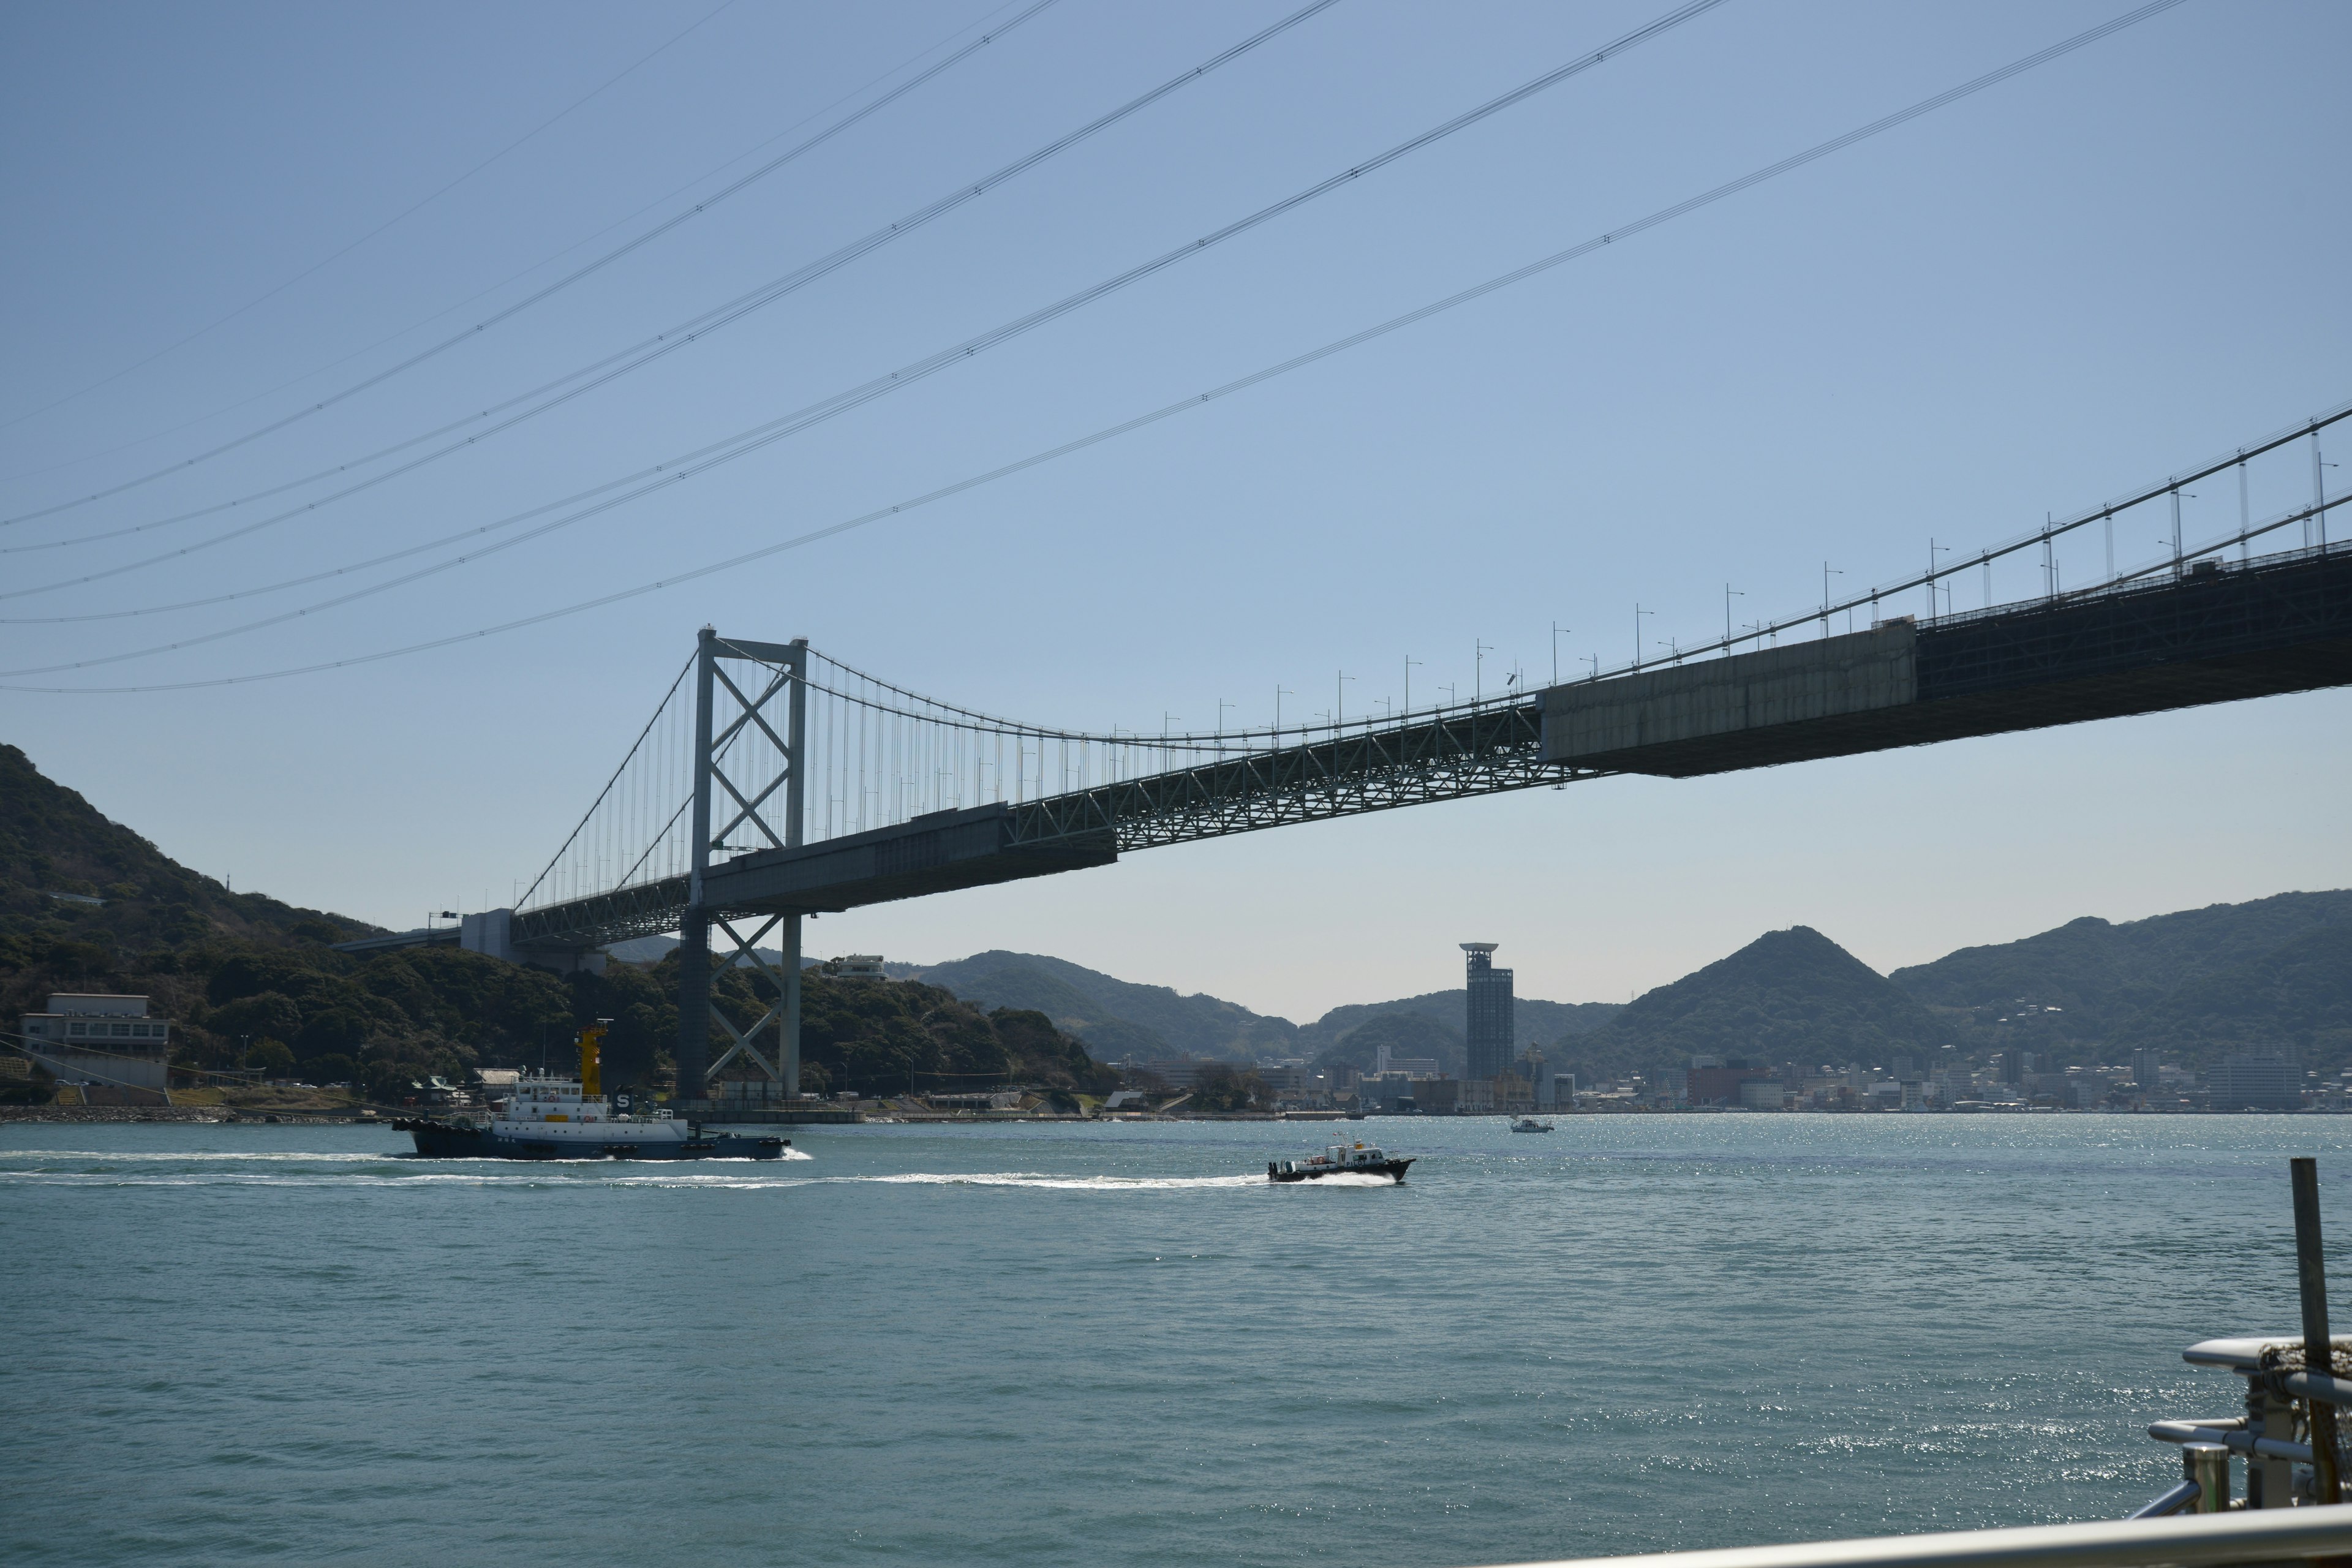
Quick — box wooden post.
[2293,1156,2341,1505]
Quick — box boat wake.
[1,1152,1380,1192]
[861,1171,1262,1191]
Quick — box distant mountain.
[2111,922,2352,1063]
[1310,1009,1466,1077]
[1297,990,1621,1058]
[1559,926,1951,1084]
[1888,891,2352,1067]
[894,950,1300,1061]
[892,951,1626,1065]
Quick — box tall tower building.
[1461,943,1514,1082]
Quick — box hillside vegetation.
[899,949,1622,1065]
[1888,892,2352,1065]
[1310,1009,1466,1077]
[897,949,1303,1060]
[1,748,1107,1100]
[1558,927,1953,1087]
[1297,990,1619,1058]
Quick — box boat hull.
[1267,1158,1413,1184]
[393,1118,786,1161]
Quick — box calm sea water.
[6,1115,2350,1567]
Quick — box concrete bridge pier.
[674,908,712,1103]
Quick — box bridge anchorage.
[484,408,2351,1118]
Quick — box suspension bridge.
[380,405,2352,1115]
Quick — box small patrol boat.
[1509,1116,1555,1133]
[394,1023,786,1161]
[1267,1142,1413,1183]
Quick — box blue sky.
[4,0,2346,1022]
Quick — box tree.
[306,1053,357,1086]
[296,1006,369,1061]
[244,1038,295,1076]
[209,990,303,1048]
[1189,1061,1264,1112]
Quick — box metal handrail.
[2124,1481,2203,1520]
[1464,1507,2352,1568]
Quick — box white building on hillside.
[18,994,173,1091]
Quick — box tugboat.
[394,1023,786,1161]
[1267,1142,1413,1183]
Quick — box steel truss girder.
[514,703,1582,949]
[1008,701,1586,850]
[512,875,690,949]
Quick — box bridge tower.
[676,629,808,1109]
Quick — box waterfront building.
[2207,1050,2301,1112]
[1461,943,1514,1082]
[1687,1058,1774,1106]
[1371,1044,1442,1079]
[17,994,172,1091]
[1127,1059,1205,1088]
[1521,1049,1570,1109]
[1415,1077,1494,1114]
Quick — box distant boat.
[1509,1116,1555,1133]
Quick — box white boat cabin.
[1272,1143,1391,1176]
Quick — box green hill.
[2109,921,2352,1062]
[0,742,381,969]
[1297,990,1619,1059]
[1561,926,1951,1085]
[1310,1009,1466,1077]
[895,949,1301,1061]
[898,950,1623,1066]
[1888,891,2352,1069]
[0,747,1104,1101]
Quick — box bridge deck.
[1541,545,2351,777]
[513,543,2350,952]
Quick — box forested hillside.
[1,748,1107,1101]
[1890,891,2352,1068]
[1296,990,1620,1058]
[1309,1009,1466,1077]
[899,949,1622,1065]
[0,742,380,970]
[1557,927,1952,1086]
[896,949,1302,1060]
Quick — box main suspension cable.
[0,0,1706,605]
[1,0,1322,540]
[0,0,1065,521]
[0,0,2191,695]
